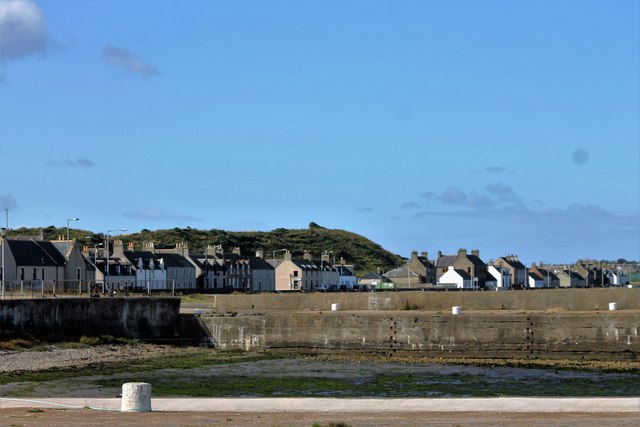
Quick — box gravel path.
[0,344,181,373]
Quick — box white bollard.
[121,382,152,412]
[609,302,618,311]
[452,306,462,315]
[331,303,341,311]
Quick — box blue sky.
[0,0,638,264]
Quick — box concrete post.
[121,382,152,412]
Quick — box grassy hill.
[8,223,404,274]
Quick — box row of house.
[362,249,631,290]
[0,236,357,294]
[0,235,631,294]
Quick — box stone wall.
[0,298,181,340]
[201,311,640,360]
[195,288,640,312]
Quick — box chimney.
[421,251,428,259]
[177,242,189,257]
[127,242,134,251]
[112,240,125,258]
[437,250,442,259]
[232,247,241,255]
[471,249,479,258]
[255,249,264,259]
[411,250,418,260]
[215,245,224,255]
[143,241,155,253]
[321,252,331,263]
[206,245,217,256]
[284,250,292,261]
[457,248,467,257]
[303,250,312,261]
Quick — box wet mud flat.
[2,351,639,398]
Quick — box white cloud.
[45,157,95,168]
[102,44,158,78]
[357,206,374,213]
[401,202,421,210]
[0,0,50,62]
[485,182,520,203]
[421,182,522,209]
[66,157,94,167]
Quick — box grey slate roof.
[334,265,355,276]
[385,265,418,278]
[454,269,472,280]
[415,256,435,268]
[157,253,194,269]
[7,239,66,267]
[124,251,163,269]
[222,253,275,270]
[466,255,486,267]
[436,255,457,268]
[361,272,391,282]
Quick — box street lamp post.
[272,248,287,261]
[1,227,5,300]
[66,218,79,243]
[105,228,127,294]
[1,209,8,299]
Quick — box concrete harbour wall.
[200,288,640,312]
[0,298,181,340]
[201,311,640,360]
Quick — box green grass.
[3,348,640,398]
[91,369,640,398]
[0,349,279,386]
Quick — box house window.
[41,268,45,280]
[0,267,2,280]
[76,268,81,280]
[33,268,37,280]
[293,271,299,277]
[20,268,24,280]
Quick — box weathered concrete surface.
[188,288,640,312]
[201,311,640,360]
[0,298,181,340]
[2,397,639,413]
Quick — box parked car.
[315,284,328,292]
[327,284,339,292]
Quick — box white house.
[606,269,629,286]
[135,256,167,290]
[438,266,476,289]
[527,272,545,289]
[334,264,357,289]
[487,265,512,290]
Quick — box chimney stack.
[112,240,125,258]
